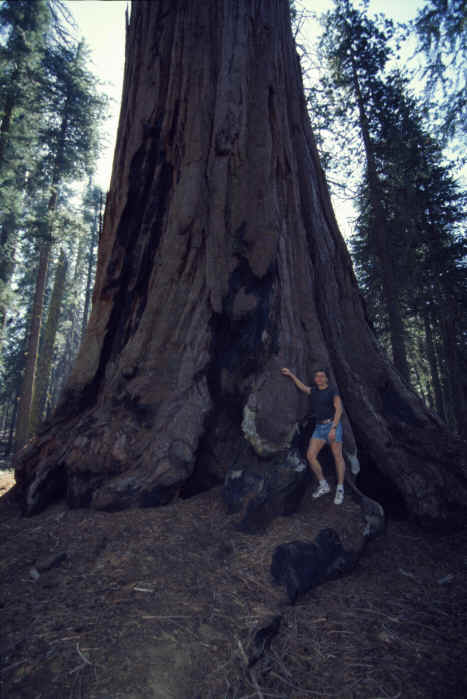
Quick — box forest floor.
[0,463,466,699]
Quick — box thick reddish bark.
[14,0,466,526]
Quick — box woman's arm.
[332,395,343,427]
[329,396,343,441]
[280,367,311,394]
[328,395,343,442]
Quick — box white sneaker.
[312,481,331,499]
[334,488,344,505]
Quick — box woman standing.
[281,367,345,505]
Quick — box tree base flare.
[14,0,467,527]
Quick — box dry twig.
[237,639,265,699]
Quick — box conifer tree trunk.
[14,97,70,450]
[15,0,466,526]
[349,52,410,383]
[7,397,18,455]
[423,312,445,420]
[31,248,67,430]
[57,236,88,394]
[440,312,464,434]
[14,240,51,450]
[81,194,101,338]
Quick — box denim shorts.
[312,421,343,443]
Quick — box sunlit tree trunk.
[30,247,67,430]
[81,191,101,338]
[15,0,466,526]
[14,239,51,450]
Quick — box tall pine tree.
[312,0,411,380]
[414,0,467,144]
[0,0,50,338]
[14,40,107,449]
[308,1,466,432]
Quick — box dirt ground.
[1,465,466,699]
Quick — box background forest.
[0,0,465,461]
[0,0,107,455]
[301,0,466,437]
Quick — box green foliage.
[346,57,466,409]
[307,0,399,200]
[307,0,467,430]
[0,0,109,447]
[414,0,467,143]
[38,40,108,183]
[0,0,49,314]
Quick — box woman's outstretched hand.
[281,367,292,377]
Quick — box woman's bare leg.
[307,438,326,480]
[329,440,345,485]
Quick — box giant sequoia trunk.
[15,0,466,526]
